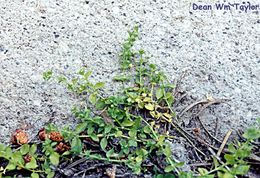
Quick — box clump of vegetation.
[197,121,260,177]
[44,26,182,174]
[0,27,259,178]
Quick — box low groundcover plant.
[0,27,259,178]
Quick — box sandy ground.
[0,0,259,144]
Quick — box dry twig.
[217,130,232,157]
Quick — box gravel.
[0,0,259,143]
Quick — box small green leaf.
[113,75,131,82]
[47,171,55,178]
[49,152,60,166]
[143,125,151,134]
[71,137,83,153]
[163,113,172,119]
[140,148,149,156]
[0,144,6,151]
[62,151,71,156]
[89,93,97,104]
[118,139,126,146]
[243,127,260,140]
[145,103,154,111]
[213,157,219,168]
[164,165,174,173]
[104,125,112,134]
[155,172,177,178]
[43,70,53,81]
[106,148,114,158]
[29,144,37,155]
[231,165,250,175]
[71,78,78,85]
[236,146,251,158]
[90,134,99,142]
[128,140,137,147]
[6,163,16,170]
[139,49,145,55]
[225,154,236,164]
[135,156,143,163]
[139,133,147,139]
[128,129,137,138]
[227,144,236,153]
[165,94,174,106]
[143,97,152,102]
[176,162,185,167]
[75,123,88,134]
[95,99,106,110]
[20,144,30,155]
[157,135,165,146]
[164,144,172,157]
[149,64,156,69]
[57,76,67,83]
[90,153,102,159]
[138,102,144,109]
[115,130,123,137]
[219,172,234,178]
[5,147,13,159]
[122,119,134,127]
[156,88,164,99]
[84,71,92,80]
[87,125,94,135]
[31,173,39,178]
[94,82,104,89]
[165,84,175,89]
[198,168,209,175]
[123,147,130,154]
[100,137,108,150]
[78,68,85,75]
[12,151,24,165]
[25,157,38,169]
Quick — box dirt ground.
[0,0,259,145]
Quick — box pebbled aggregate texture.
[0,0,259,145]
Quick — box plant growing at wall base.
[0,27,259,178]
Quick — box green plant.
[0,143,41,178]
[0,27,259,178]
[197,119,260,178]
[43,26,182,174]
[120,26,139,70]
[41,27,260,177]
[43,70,53,81]
[41,139,60,176]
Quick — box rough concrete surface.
[0,0,259,144]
